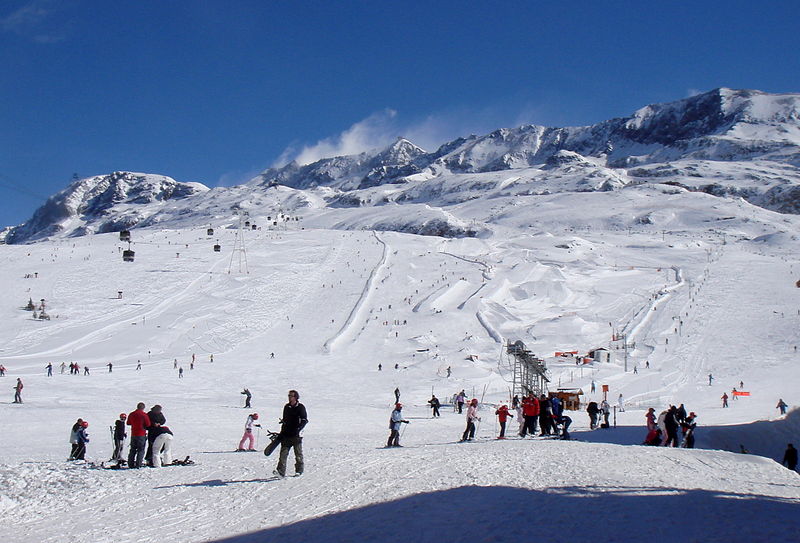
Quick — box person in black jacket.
[113,413,127,463]
[664,405,680,447]
[783,443,798,471]
[146,404,166,466]
[274,389,308,477]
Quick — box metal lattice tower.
[228,211,250,274]
[508,340,550,398]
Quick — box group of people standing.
[643,404,697,448]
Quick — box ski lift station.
[506,339,550,398]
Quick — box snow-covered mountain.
[6,88,800,244]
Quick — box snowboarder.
[783,443,798,471]
[495,404,513,439]
[238,413,260,451]
[460,398,481,442]
[150,425,174,467]
[777,398,788,415]
[274,390,308,477]
[721,392,729,408]
[428,395,441,417]
[127,402,151,468]
[12,378,23,403]
[242,388,252,408]
[68,418,84,460]
[387,402,409,447]
[112,413,127,463]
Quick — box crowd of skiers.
[643,404,697,448]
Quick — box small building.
[589,347,611,364]
[551,388,583,411]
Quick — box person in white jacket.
[460,398,481,442]
[238,413,260,451]
[387,403,409,447]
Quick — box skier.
[178,367,183,378]
[783,444,798,471]
[446,366,451,378]
[107,362,113,373]
[428,395,441,418]
[136,360,141,370]
[126,402,151,469]
[586,401,600,430]
[387,402,409,447]
[238,413,260,451]
[708,373,713,386]
[378,363,382,371]
[13,378,23,403]
[600,399,611,428]
[521,393,540,437]
[777,398,788,415]
[721,392,729,408]
[460,398,481,442]
[591,380,596,394]
[681,412,697,448]
[273,389,308,477]
[495,404,513,439]
[60,362,66,374]
[617,394,625,412]
[73,421,90,461]
[150,425,174,468]
[456,390,466,414]
[46,363,52,376]
[111,413,127,463]
[84,366,89,375]
[242,388,252,408]
[68,418,84,460]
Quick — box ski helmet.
[252,413,259,420]
[81,421,89,428]
[395,403,402,409]
[119,413,127,419]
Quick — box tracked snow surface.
[2,185,800,543]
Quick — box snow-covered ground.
[1,204,800,542]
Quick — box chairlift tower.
[228,211,250,274]
[507,340,550,398]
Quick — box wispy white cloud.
[1,0,66,43]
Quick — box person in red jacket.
[495,404,513,439]
[520,393,540,437]
[126,402,151,468]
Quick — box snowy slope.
[1,188,800,542]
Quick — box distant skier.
[60,362,66,374]
[273,389,308,477]
[456,390,466,414]
[84,366,90,376]
[136,360,141,370]
[242,388,252,408]
[495,404,513,439]
[446,366,451,377]
[459,398,481,442]
[394,387,400,403]
[378,363,382,371]
[178,367,183,378]
[617,394,625,412]
[777,399,788,415]
[46,363,52,377]
[107,362,113,373]
[13,378,23,403]
[708,373,713,386]
[783,444,798,471]
[113,413,127,463]
[428,395,441,418]
[387,402,409,447]
[721,392,729,408]
[591,380,596,394]
[238,413,260,451]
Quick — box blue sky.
[1,1,798,227]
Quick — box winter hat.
[689,412,696,418]
[81,421,89,428]
[119,413,127,419]
[395,403,403,409]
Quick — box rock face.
[6,88,800,243]
[6,172,208,243]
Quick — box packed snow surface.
[2,205,800,542]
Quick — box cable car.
[244,221,251,228]
[122,249,135,262]
[119,230,131,242]
[213,244,221,252]
[207,228,214,236]
[251,224,257,230]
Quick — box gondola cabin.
[119,230,131,242]
[251,224,257,230]
[213,244,221,252]
[122,249,135,262]
[207,228,214,236]
[244,221,251,228]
